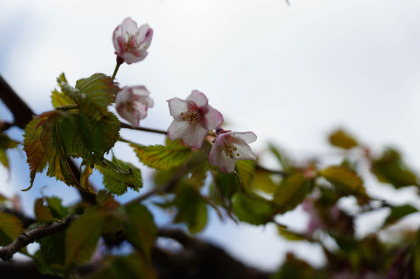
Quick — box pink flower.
[116,86,154,127]
[167,90,223,149]
[209,129,257,173]
[113,17,153,64]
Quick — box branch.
[0,215,78,261]
[120,122,168,135]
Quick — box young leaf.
[174,185,208,234]
[320,166,366,196]
[232,192,274,225]
[51,89,76,108]
[65,210,104,266]
[0,212,24,246]
[382,204,418,228]
[123,203,157,259]
[236,160,255,188]
[273,173,311,213]
[34,230,66,276]
[130,140,192,170]
[58,73,119,120]
[372,148,418,188]
[95,157,142,196]
[328,129,358,150]
[251,171,277,194]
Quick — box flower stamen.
[181,110,202,125]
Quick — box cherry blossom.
[113,17,153,64]
[116,86,154,127]
[209,128,257,173]
[167,90,223,149]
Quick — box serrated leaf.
[51,89,77,108]
[328,129,358,150]
[123,203,157,259]
[382,204,418,228]
[232,192,273,225]
[46,197,69,219]
[56,112,120,165]
[0,212,24,246]
[65,210,104,266]
[34,198,57,222]
[372,148,418,188]
[273,173,311,213]
[23,112,79,189]
[321,166,366,195]
[130,140,192,170]
[34,230,66,276]
[236,160,255,188]
[95,157,142,196]
[174,185,208,233]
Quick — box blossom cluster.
[112,17,256,173]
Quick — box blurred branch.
[120,122,168,135]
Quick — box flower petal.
[167,120,192,141]
[204,105,223,130]
[187,90,208,107]
[167,98,188,120]
[181,124,208,149]
[233,131,257,143]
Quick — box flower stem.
[111,57,124,80]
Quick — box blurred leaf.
[272,253,316,279]
[0,212,24,246]
[123,203,157,259]
[251,171,277,194]
[174,185,208,233]
[277,226,307,242]
[0,132,19,169]
[65,210,104,266]
[372,148,418,188]
[86,254,156,279]
[232,192,273,225]
[273,173,311,213]
[268,143,291,170]
[96,156,142,196]
[236,160,255,188]
[34,198,57,222]
[382,204,418,228]
[321,166,366,196]
[46,197,69,219]
[51,73,77,108]
[210,171,240,204]
[34,230,66,276]
[328,129,358,150]
[130,140,192,170]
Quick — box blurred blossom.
[116,86,154,127]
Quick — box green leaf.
[130,140,192,170]
[34,230,66,276]
[372,148,418,188]
[277,227,307,242]
[123,203,157,259]
[46,197,69,219]
[174,185,208,233]
[251,171,277,194]
[65,210,104,266]
[56,112,120,165]
[273,173,311,213]
[96,156,142,196]
[320,166,366,196]
[232,192,274,225]
[34,198,57,222]
[382,204,418,228]
[328,129,358,150]
[58,73,119,120]
[268,143,292,170]
[0,212,24,246]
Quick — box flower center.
[221,142,240,159]
[180,110,202,125]
[124,33,139,51]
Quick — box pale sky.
[1,0,420,270]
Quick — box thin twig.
[120,122,168,135]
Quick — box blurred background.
[1,0,420,271]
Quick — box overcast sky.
[1,0,420,270]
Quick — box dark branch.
[120,121,168,135]
[0,215,78,261]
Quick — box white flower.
[113,17,153,64]
[209,129,257,173]
[167,90,223,149]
